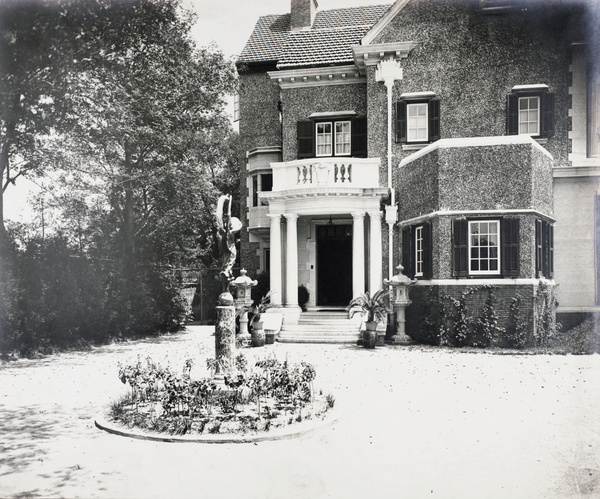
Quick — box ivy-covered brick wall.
[397,140,554,221]
[369,0,573,168]
[405,281,558,348]
[281,83,368,162]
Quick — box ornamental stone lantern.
[383,264,417,345]
[231,269,257,347]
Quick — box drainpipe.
[376,58,403,281]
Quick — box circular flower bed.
[108,353,335,437]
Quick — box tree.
[57,0,237,273]
[0,0,79,251]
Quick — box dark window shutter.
[297,121,314,159]
[501,218,520,277]
[507,94,519,135]
[395,101,407,143]
[452,219,468,277]
[548,223,554,278]
[429,99,440,142]
[422,222,433,279]
[351,117,367,158]
[402,226,414,278]
[542,92,555,138]
[535,219,543,277]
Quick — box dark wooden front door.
[317,224,352,306]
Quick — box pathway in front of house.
[1,326,599,499]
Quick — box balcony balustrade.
[270,157,381,192]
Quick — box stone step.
[278,310,361,344]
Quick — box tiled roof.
[312,5,391,30]
[277,25,372,68]
[238,4,392,66]
[238,14,291,64]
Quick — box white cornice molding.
[361,0,412,46]
[398,209,556,227]
[399,135,553,168]
[268,65,365,89]
[553,165,600,178]
[352,42,416,75]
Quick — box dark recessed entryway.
[317,224,352,306]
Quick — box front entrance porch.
[317,224,352,306]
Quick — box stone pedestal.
[215,305,236,382]
[232,269,257,348]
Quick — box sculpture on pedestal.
[215,194,242,305]
[213,194,242,379]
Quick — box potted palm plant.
[348,289,391,348]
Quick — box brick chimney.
[291,0,318,31]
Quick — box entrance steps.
[278,308,361,344]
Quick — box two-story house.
[236,0,600,342]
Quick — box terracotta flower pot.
[363,322,378,348]
[251,321,265,347]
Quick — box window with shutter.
[501,218,520,277]
[395,95,440,144]
[454,218,523,278]
[298,117,367,159]
[535,219,554,278]
[452,219,469,277]
[297,121,314,159]
[351,117,367,158]
[507,85,554,138]
[402,226,414,279]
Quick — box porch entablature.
[268,156,382,193]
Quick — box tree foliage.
[0,0,242,355]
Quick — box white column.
[352,211,365,299]
[268,214,282,305]
[368,210,383,293]
[284,213,299,307]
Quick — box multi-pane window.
[316,122,333,156]
[335,121,351,155]
[469,220,500,275]
[507,86,554,138]
[251,172,272,207]
[415,225,424,277]
[518,96,540,136]
[395,96,440,145]
[407,103,428,142]
[297,117,366,159]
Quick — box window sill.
[402,143,429,151]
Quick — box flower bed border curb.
[94,410,340,444]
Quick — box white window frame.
[518,96,540,136]
[335,120,351,156]
[316,122,333,157]
[407,102,429,143]
[415,225,424,277]
[468,220,501,275]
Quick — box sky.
[5,0,394,221]
[186,0,393,57]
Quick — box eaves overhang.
[352,41,416,75]
[268,64,365,89]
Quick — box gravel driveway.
[1,325,599,499]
